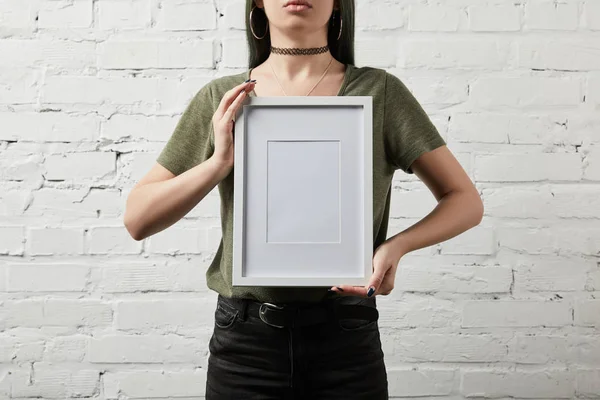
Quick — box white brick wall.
[0,0,598,398]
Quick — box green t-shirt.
[156,63,446,303]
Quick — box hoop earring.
[250,5,268,40]
[331,9,343,40]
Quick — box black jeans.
[206,294,388,399]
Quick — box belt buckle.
[259,302,286,329]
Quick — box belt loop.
[238,298,248,321]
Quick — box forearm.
[125,156,232,240]
[387,189,484,258]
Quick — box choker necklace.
[267,56,334,97]
[270,45,329,56]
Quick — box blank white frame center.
[233,96,373,287]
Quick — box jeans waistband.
[217,293,377,324]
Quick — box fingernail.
[327,288,335,292]
[367,287,375,297]
[244,79,250,82]
[250,79,257,82]
[336,286,344,292]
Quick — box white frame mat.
[232,96,373,287]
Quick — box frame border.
[232,96,373,287]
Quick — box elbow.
[472,191,484,227]
[123,212,145,241]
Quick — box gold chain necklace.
[267,56,334,97]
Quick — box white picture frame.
[232,95,373,287]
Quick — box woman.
[124,0,483,398]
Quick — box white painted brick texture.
[0,0,598,398]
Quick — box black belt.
[218,295,379,329]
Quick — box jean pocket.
[337,317,377,331]
[334,295,378,332]
[214,302,239,330]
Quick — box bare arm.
[123,79,256,241]
[388,145,484,257]
[331,145,483,297]
[123,157,232,241]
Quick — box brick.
[355,37,398,67]
[357,2,404,30]
[398,265,512,293]
[404,75,468,105]
[28,227,85,255]
[400,38,509,69]
[389,333,507,363]
[463,300,571,327]
[475,153,582,182]
[525,3,578,30]
[101,114,176,142]
[88,226,142,254]
[0,68,41,104]
[576,369,600,397]
[222,0,245,29]
[0,39,95,69]
[584,145,600,180]
[0,337,44,362]
[470,77,582,107]
[7,264,89,292]
[98,39,213,69]
[103,369,206,398]
[439,225,496,255]
[44,152,116,180]
[0,0,37,32]
[514,259,593,292]
[44,335,87,362]
[11,365,99,398]
[518,38,600,71]
[38,0,92,29]
[221,36,248,68]
[97,0,151,30]
[42,75,161,105]
[388,368,456,397]
[98,260,207,293]
[588,74,600,105]
[469,5,521,32]
[0,299,111,328]
[575,299,600,327]
[497,227,600,256]
[24,188,123,219]
[146,226,209,254]
[408,5,460,31]
[390,187,439,218]
[377,294,460,328]
[462,368,573,398]
[484,186,600,218]
[88,333,208,363]
[157,1,216,31]
[114,299,214,330]
[0,112,99,142]
[584,2,600,30]
[0,226,25,255]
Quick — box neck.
[266,28,333,81]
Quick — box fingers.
[329,264,390,298]
[366,268,386,297]
[223,86,250,123]
[329,285,368,297]
[215,80,256,121]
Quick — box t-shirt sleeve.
[156,83,215,176]
[383,72,446,174]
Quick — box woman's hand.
[211,79,256,167]
[329,239,405,297]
